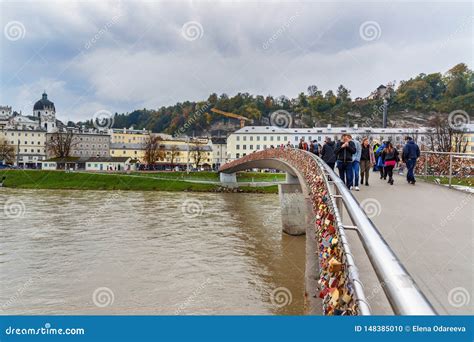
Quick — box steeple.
[42,91,47,100]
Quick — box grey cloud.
[0,1,471,121]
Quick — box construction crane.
[210,108,253,128]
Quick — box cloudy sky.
[1,0,472,122]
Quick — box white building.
[226,125,434,160]
[33,92,57,133]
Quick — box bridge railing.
[308,152,437,315]
[416,151,473,188]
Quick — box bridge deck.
[346,173,473,315]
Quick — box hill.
[81,63,473,134]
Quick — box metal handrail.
[420,151,474,156]
[311,153,437,315]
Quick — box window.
[236,153,240,158]
[318,136,321,141]
[256,145,260,149]
[270,136,274,141]
[277,136,280,141]
[250,145,253,150]
[250,136,253,141]
[295,136,298,142]
[243,136,247,141]
[257,136,260,141]
[236,136,240,141]
[284,136,287,141]
[263,145,267,149]
[236,145,240,150]
[263,136,267,141]
[243,145,247,150]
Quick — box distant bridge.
[219,148,440,315]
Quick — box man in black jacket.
[334,134,356,188]
[402,136,420,184]
[321,137,336,170]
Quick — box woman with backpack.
[381,141,399,185]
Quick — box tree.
[307,85,321,97]
[336,85,351,103]
[445,63,471,97]
[0,137,15,164]
[46,130,79,158]
[169,145,179,166]
[191,144,205,168]
[142,135,165,165]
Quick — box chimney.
[354,124,358,129]
[327,124,332,129]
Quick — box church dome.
[33,92,55,111]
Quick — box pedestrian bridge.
[219,148,471,316]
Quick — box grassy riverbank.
[127,171,285,182]
[0,170,278,193]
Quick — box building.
[85,157,137,171]
[210,137,227,170]
[109,127,150,162]
[33,92,57,132]
[453,123,474,153]
[45,128,111,159]
[41,156,137,171]
[226,125,436,160]
[0,128,47,168]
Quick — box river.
[0,189,305,315]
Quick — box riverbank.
[0,170,278,193]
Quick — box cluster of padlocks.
[221,148,360,315]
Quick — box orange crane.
[210,108,253,128]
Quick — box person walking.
[334,134,356,188]
[402,136,420,185]
[381,142,399,185]
[321,137,337,170]
[351,136,361,191]
[310,140,319,156]
[375,141,387,179]
[372,141,380,172]
[360,137,375,186]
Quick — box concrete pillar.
[285,172,299,184]
[219,172,237,184]
[278,183,307,236]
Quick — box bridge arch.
[218,148,436,316]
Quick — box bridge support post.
[278,182,307,236]
[219,172,237,184]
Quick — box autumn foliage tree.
[0,137,15,164]
[142,135,165,165]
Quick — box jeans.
[352,160,360,187]
[337,161,353,188]
[360,159,371,184]
[406,158,417,182]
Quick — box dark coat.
[402,140,420,161]
[334,140,356,163]
[321,141,336,163]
